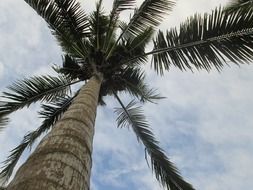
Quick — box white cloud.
[0,0,62,78]
[0,62,4,79]
[144,65,253,190]
[1,0,253,190]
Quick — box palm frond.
[0,118,8,131]
[0,94,76,181]
[121,67,164,103]
[107,42,147,70]
[111,0,135,13]
[103,0,136,51]
[106,0,175,59]
[225,0,253,14]
[123,0,175,37]
[149,7,253,74]
[100,65,164,104]
[124,27,154,66]
[53,55,92,80]
[55,0,90,38]
[0,75,76,127]
[89,0,109,50]
[114,98,194,190]
[126,82,165,103]
[24,0,89,57]
[126,27,154,51]
[104,27,154,72]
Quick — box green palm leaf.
[106,0,175,59]
[53,54,92,80]
[104,26,154,72]
[125,82,165,103]
[126,27,154,51]
[103,0,136,50]
[122,0,175,37]
[121,67,164,103]
[0,94,76,181]
[149,7,253,74]
[89,0,109,50]
[24,0,89,57]
[114,98,194,190]
[55,0,90,38]
[111,0,135,13]
[0,75,76,127]
[124,26,154,66]
[100,67,163,103]
[0,118,8,131]
[225,0,253,14]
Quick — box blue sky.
[1,0,253,189]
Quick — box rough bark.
[7,75,103,190]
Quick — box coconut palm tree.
[0,0,253,189]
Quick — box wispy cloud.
[0,61,4,80]
[1,0,253,190]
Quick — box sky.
[0,0,253,190]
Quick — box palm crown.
[1,0,253,189]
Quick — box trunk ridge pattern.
[6,76,102,190]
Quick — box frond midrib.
[123,27,253,64]
[1,79,81,115]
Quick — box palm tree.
[0,0,253,189]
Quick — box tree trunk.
[7,75,103,190]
